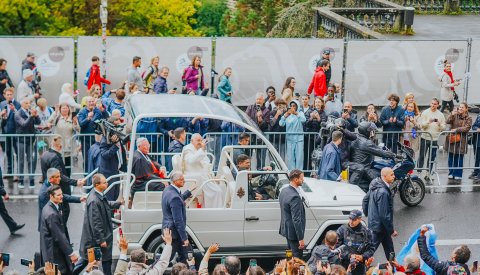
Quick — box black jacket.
[40,149,77,211]
[344,111,359,132]
[80,190,121,261]
[14,108,40,134]
[40,202,73,274]
[418,235,470,275]
[349,134,395,168]
[0,100,21,134]
[0,69,14,101]
[304,108,327,133]
[337,223,375,266]
[98,140,120,179]
[279,185,305,241]
[362,178,394,234]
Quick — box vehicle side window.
[247,172,288,202]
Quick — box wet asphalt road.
[1,192,480,273]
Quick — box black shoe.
[10,223,25,234]
[469,173,478,179]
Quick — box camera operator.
[336,210,375,275]
[307,231,342,274]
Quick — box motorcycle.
[372,142,425,207]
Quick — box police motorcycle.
[372,141,425,207]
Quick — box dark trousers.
[448,152,464,178]
[73,257,112,275]
[81,136,94,174]
[64,156,72,177]
[287,239,303,259]
[170,238,189,264]
[473,146,480,175]
[372,230,394,259]
[3,136,17,174]
[0,195,17,232]
[17,137,37,185]
[440,100,454,113]
[417,138,438,173]
[382,133,400,154]
[303,136,315,175]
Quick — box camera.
[94,119,130,144]
[453,91,459,103]
[255,105,261,112]
[433,118,438,122]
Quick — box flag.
[397,224,438,275]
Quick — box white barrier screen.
[468,40,480,104]
[77,36,212,94]
[344,40,469,106]
[0,37,74,104]
[215,38,344,106]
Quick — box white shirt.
[95,189,104,198]
[50,201,60,211]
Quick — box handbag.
[448,116,466,144]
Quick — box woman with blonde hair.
[142,56,159,92]
[403,93,420,114]
[48,103,80,176]
[217,67,233,103]
[403,102,420,150]
[81,84,101,107]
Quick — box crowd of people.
[0,50,477,275]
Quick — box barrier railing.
[434,130,480,185]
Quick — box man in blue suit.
[318,131,343,181]
[279,169,306,258]
[0,87,21,176]
[161,172,196,264]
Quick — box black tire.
[145,235,166,255]
[399,177,425,207]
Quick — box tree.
[0,0,50,35]
[195,0,228,36]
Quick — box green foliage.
[195,0,228,36]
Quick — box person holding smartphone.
[153,66,176,94]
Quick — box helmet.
[334,118,346,129]
[358,121,377,137]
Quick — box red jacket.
[396,266,426,275]
[307,67,327,97]
[87,64,111,89]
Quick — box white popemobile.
[108,94,365,259]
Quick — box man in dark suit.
[40,185,79,274]
[279,169,306,258]
[0,166,24,234]
[38,168,86,231]
[76,173,123,275]
[161,172,195,264]
[15,97,40,188]
[0,87,21,176]
[41,136,85,227]
[362,167,398,259]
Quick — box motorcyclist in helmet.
[348,121,396,191]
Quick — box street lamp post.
[100,0,108,79]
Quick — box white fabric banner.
[215,38,344,106]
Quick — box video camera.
[94,119,130,144]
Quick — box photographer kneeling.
[307,231,342,274]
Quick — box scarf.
[444,69,455,91]
[404,110,415,117]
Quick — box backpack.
[83,67,91,86]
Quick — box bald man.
[362,167,398,259]
[341,101,358,132]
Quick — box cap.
[26,52,36,57]
[323,50,331,55]
[349,209,362,220]
[22,69,34,79]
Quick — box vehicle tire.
[145,235,166,255]
[399,178,425,207]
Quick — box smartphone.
[119,227,123,237]
[188,252,194,261]
[53,263,59,274]
[433,118,438,122]
[249,259,257,267]
[20,259,32,267]
[173,87,178,91]
[388,252,396,262]
[221,256,226,265]
[473,261,478,273]
[343,109,348,113]
[87,248,95,263]
[286,250,293,260]
[94,247,102,261]
[321,256,329,266]
[378,263,388,270]
[1,253,10,266]
[72,111,78,118]
[299,265,305,274]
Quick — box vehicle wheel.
[145,235,166,255]
[399,178,425,207]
